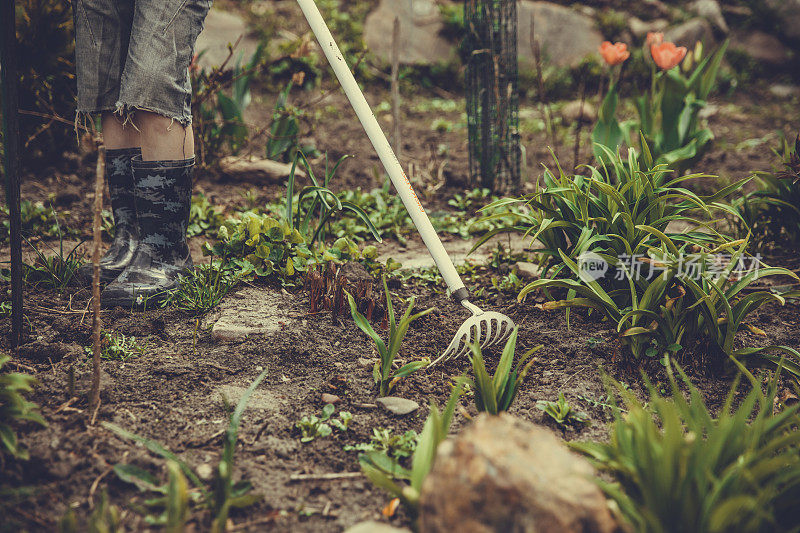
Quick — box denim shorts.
[73,0,212,126]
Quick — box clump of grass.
[163,259,240,315]
[572,362,800,532]
[537,392,589,428]
[84,331,147,361]
[462,326,540,415]
[346,277,434,397]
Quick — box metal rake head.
[431,301,515,366]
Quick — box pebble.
[515,261,541,280]
[376,397,420,416]
[196,463,214,481]
[358,357,376,368]
[321,393,341,405]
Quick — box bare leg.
[136,111,194,161]
[101,112,140,150]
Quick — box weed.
[22,213,83,291]
[104,368,268,532]
[266,81,301,161]
[344,428,418,460]
[346,277,434,397]
[462,327,540,415]
[537,392,589,428]
[1,199,76,243]
[164,259,240,315]
[572,362,800,532]
[0,354,46,461]
[83,331,147,362]
[358,382,465,509]
[296,404,352,443]
[188,193,225,237]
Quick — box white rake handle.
[296,0,468,301]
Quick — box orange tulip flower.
[650,41,688,70]
[646,32,664,48]
[599,41,630,66]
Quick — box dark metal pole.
[1,0,24,348]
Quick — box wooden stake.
[1,0,24,348]
[89,143,105,424]
[391,16,401,162]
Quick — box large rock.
[732,31,791,67]
[518,2,604,68]
[689,0,728,34]
[364,0,457,66]
[195,9,261,70]
[765,0,800,42]
[664,18,715,50]
[419,414,618,533]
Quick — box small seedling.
[346,277,434,397]
[344,428,418,460]
[0,354,46,460]
[537,393,589,428]
[296,404,351,443]
[84,331,147,361]
[463,327,541,415]
[23,234,83,292]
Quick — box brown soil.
[2,68,800,531]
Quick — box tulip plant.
[593,34,729,173]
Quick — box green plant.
[188,193,225,237]
[594,39,728,172]
[537,392,589,428]
[1,200,75,243]
[462,327,540,414]
[520,233,800,373]
[344,428,419,460]
[0,354,46,461]
[84,331,147,361]
[731,136,800,248]
[476,143,739,282]
[358,381,464,509]
[104,368,268,532]
[266,81,301,161]
[347,277,434,397]
[22,219,83,291]
[163,259,240,315]
[572,362,800,532]
[296,403,352,443]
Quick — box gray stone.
[689,0,728,34]
[376,396,420,416]
[514,261,541,280]
[561,100,597,124]
[664,18,715,50]
[217,384,282,412]
[210,286,291,342]
[769,84,800,99]
[629,17,669,39]
[419,414,618,533]
[195,9,261,70]
[765,0,800,42]
[364,0,457,66]
[518,1,604,68]
[732,31,791,67]
[345,522,412,533]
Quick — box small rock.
[689,0,728,34]
[418,414,618,532]
[698,103,720,120]
[769,84,800,99]
[515,261,541,280]
[376,397,420,416]
[345,521,412,533]
[560,100,596,124]
[664,18,715,50]
[321,393,341,405]
[217,385,280,412]
[196,463,214,481]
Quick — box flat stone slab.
[379,233,530,271]
[208,286,292,342]
[216,384,283,412]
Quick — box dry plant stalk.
[89,142,105,423]
[391,16,401,161]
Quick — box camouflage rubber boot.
[78,147,141,284]
[101,156,194,308]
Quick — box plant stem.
[89,142,105,424]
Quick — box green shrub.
[572,363,800,533]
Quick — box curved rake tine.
[431,306,515,366]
